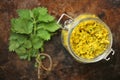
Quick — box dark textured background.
[0,0,120,80]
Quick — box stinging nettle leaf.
[23,40,32,49]
[19,55,28,60]
[15,47,26,54]
[39,21,60,32]
[33,40,43,49]
[30,49,39,57]
[9,32,21,40]
[38,14,54,22]
[9,32,26,41]
[32,7,47,19]
[17,37,27,45]
[32,8,40,18]
[39,7,48,15]
[17,9,31,20]
[12,18,33,34]
[9,33,27,51]
[37,29,51,40]
[31,35,44,49]
[9,40,20,51]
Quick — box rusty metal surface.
[0,0,120,80]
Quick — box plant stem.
[36,53,52,79]
[33,18,37,34]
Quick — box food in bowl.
[60,14,114,63]
[70,19,110,59]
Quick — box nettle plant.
[9,7,60,61]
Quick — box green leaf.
[39,21,60,32]
[19,55,28,60]
[30,49,39,57]
[9,33,27,48]
[11,18,33,34]
[23,40,32,49]
[33,7,54,22]
[30,10,34,18]
[32,7,47,19]
[17,9,31,20]
[32,8,40,18]
[33,40,43,49]
[9,40,20,51]
[31,35,44,49]
[15,47,26,54]
[11,19,16,31]
[45,22,60,32]
[9,32,22,40]
[17,37,27,45]
[39,7,47,15]
[38,14,54,22]
[9,33,27,51]
[9,32,26,40]
[37,29,51,40]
